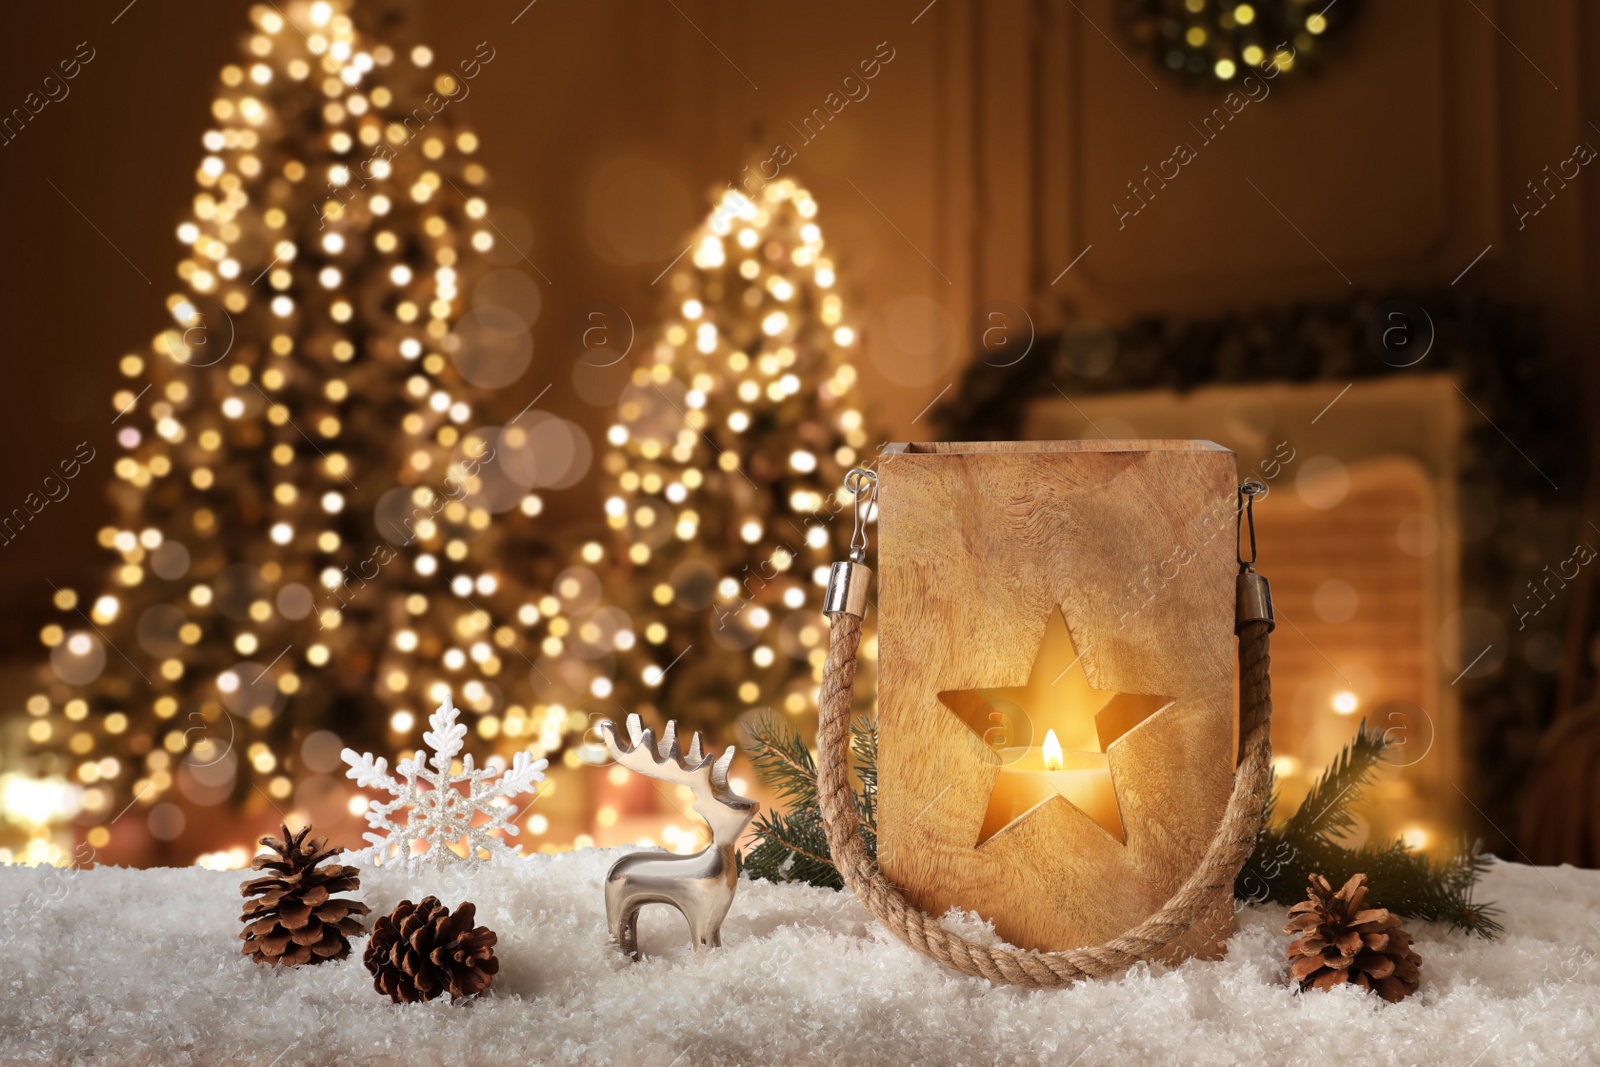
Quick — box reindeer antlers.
[599,714,746,801]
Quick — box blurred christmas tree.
[590,179,876,742]
[19,0,603,855]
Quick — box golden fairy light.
[14,0,600,854]
[1115,0,1347,84]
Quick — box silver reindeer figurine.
[599,714,758,958]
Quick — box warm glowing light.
[1401,826,1429,849]
[1042,729,1064,771]
[1332,690,1359,715]
[941,608,1166,845]
[194,847,252,871]
[0,773,82,829]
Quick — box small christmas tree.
[22,0,597,848]
[593,179,876,737]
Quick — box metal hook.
[1237,480,1266,573]
[844,467,878,563]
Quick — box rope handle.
[812,476,1275,987]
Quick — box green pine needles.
[742,716,1500,937]
[1237,720,1501,937]
[739,712,876,889]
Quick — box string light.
[1115,0,1359,84]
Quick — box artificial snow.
[0,853,1593,1066]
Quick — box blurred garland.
[931,290,1587,857]
[1115,0,1364,87]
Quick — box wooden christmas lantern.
[872,441,1245,960]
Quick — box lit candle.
[983,729,1124,844]
[939,608,1173,847]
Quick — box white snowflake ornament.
[341,694,547,869]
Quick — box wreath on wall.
[932,290,1586,860]
[1115,0,1364,87]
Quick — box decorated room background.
[1,0,1599,1058]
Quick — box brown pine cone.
[364,896,499,1003]
[240,823,371,967]
[1285,872,1422,1003]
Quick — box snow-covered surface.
[0,852,1593,1066]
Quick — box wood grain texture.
[876,440,1238,958]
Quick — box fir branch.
[1355,837,1503,936]
[1282,719,1389,843]
[744,712,820,807]
[741,713,877,888]
[743,809,843,889]
[1236,722,1501,938]
[1241,832,1502,937]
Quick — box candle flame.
[1042,728,1064,771]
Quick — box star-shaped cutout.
[937,607,1174,846]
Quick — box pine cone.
[240,823,371,967]
[1285,872,1422,1002]
[364,896,499,1003]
